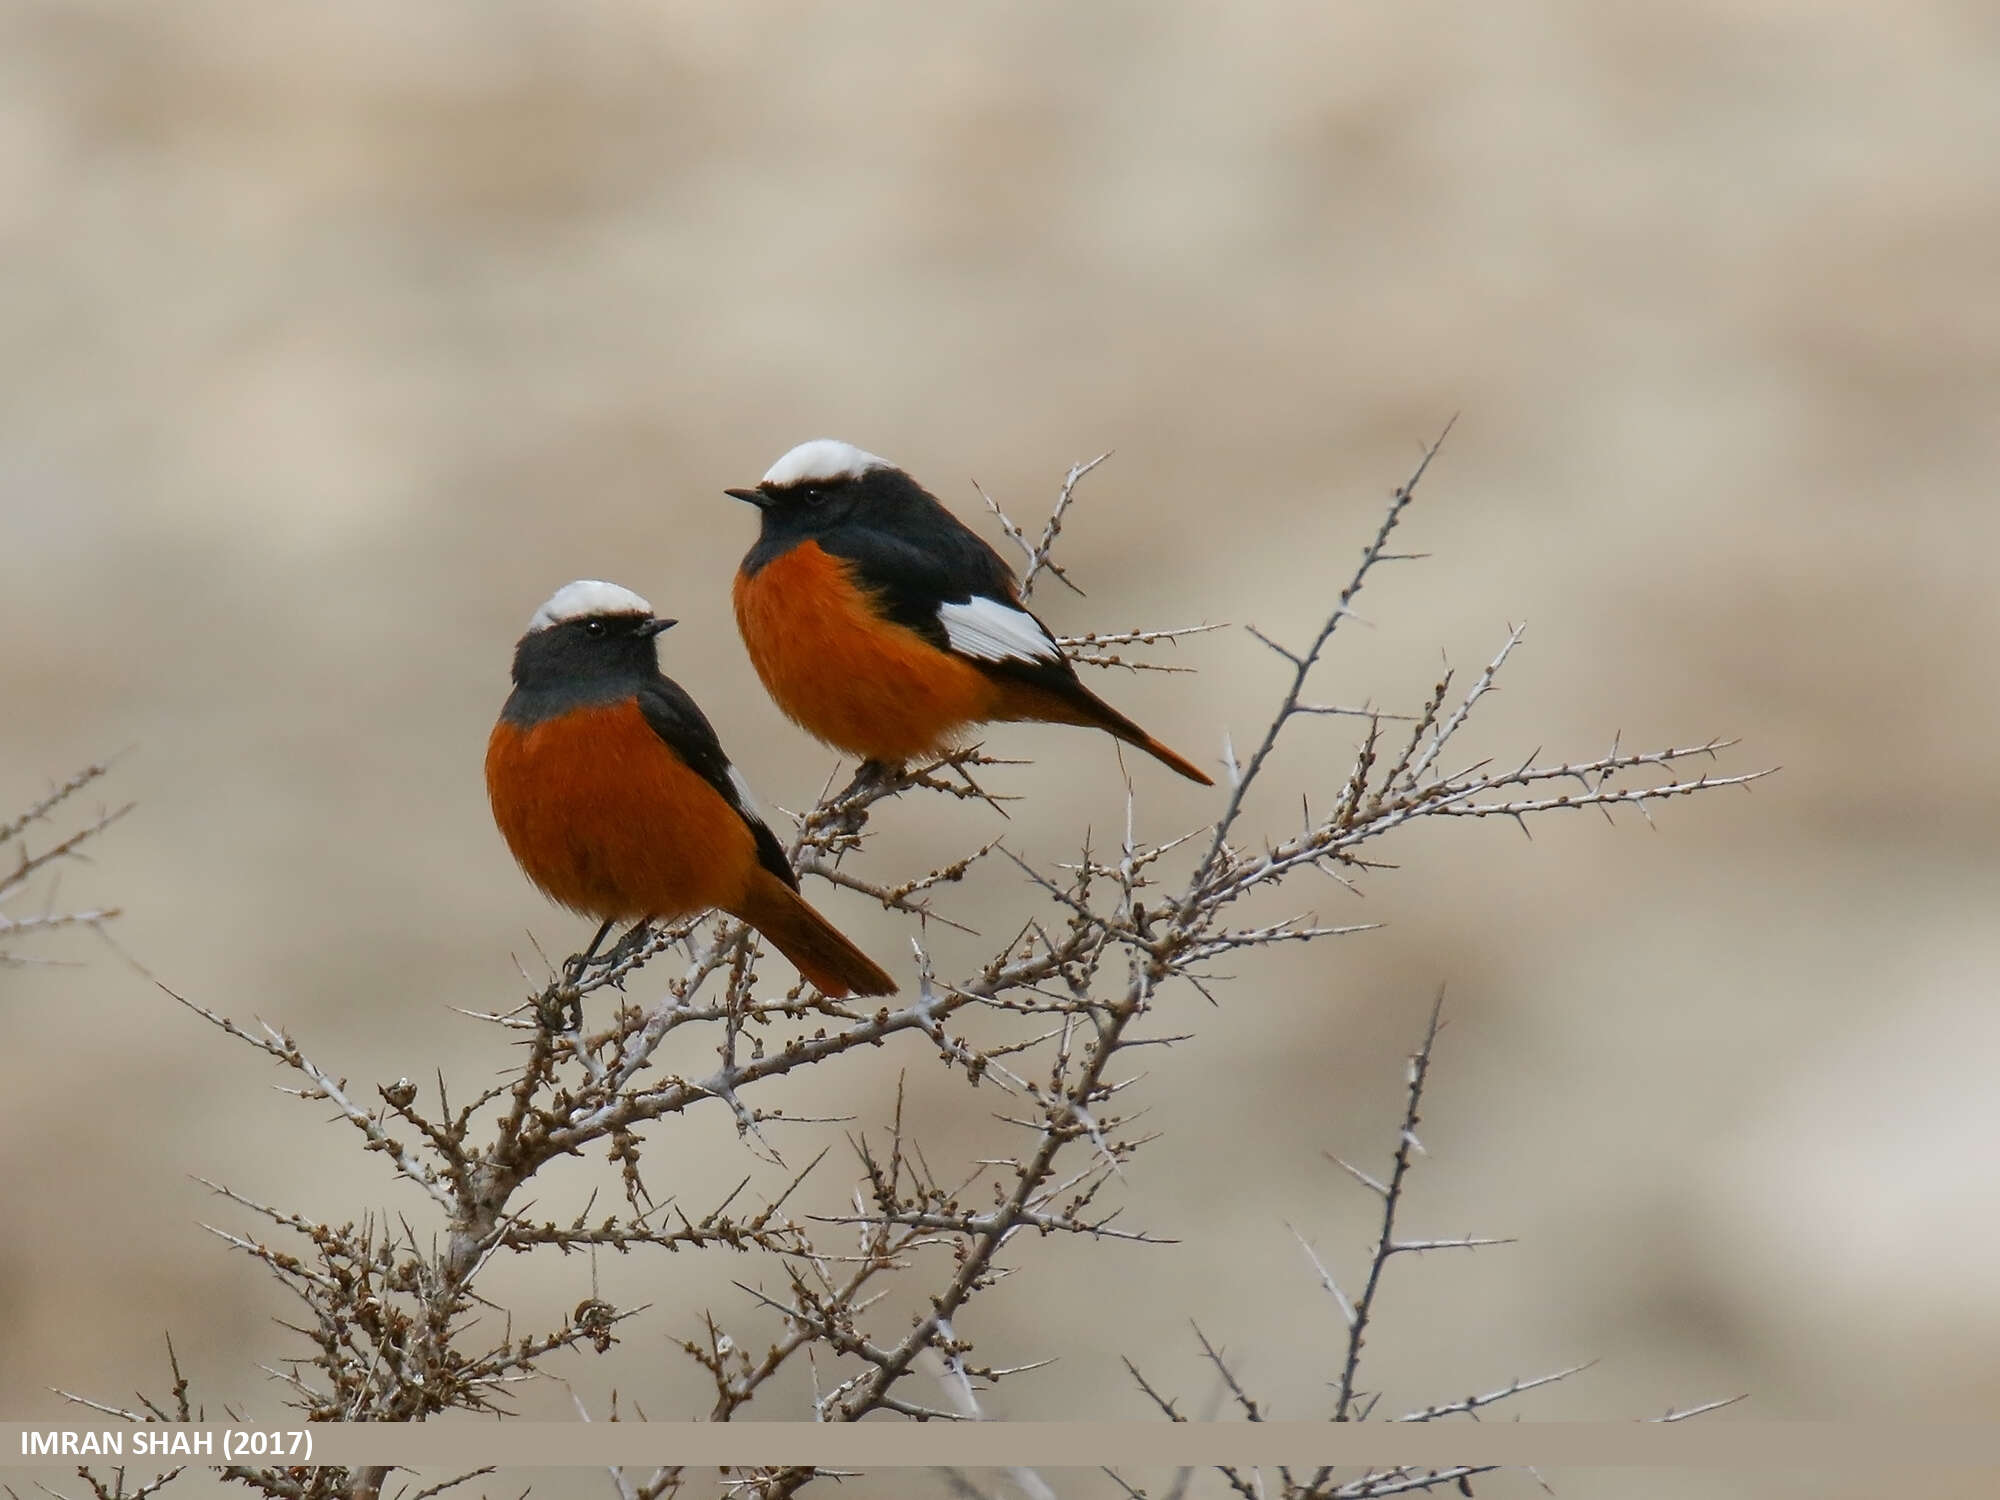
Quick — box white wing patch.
[528,579,653,631]
[726,764,771,830]
[938,596,1061,664]
[761,438,892,488]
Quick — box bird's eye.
[802,486,825,506]
[583,619,608,638]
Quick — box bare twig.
[1,762,128,963]
[67,440,1761,1500]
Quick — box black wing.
[818,500,1021,641]
[818,494,1094,709]
[637,676,798,892]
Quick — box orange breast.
[733,541,1001,761]
[485,698,758,922]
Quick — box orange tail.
[994,679,1215,786]
[1109,722,1215,786]
[735,873,898,998]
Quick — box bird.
[727,439,1214,785]
[485,579,897,1000]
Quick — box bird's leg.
[545,920,656,1032]
[561,919,617,987]
[540,920,617,1033]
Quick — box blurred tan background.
[3,2,1996,1498]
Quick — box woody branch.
[69,433,1766,1500]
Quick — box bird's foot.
[600,918,656,971]
[537,983,584,1035]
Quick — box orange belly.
[733,541,1002,761]
[485,698,757,921]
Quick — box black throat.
[501,622,658,727]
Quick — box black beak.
[639,617,678,637]
[724,485,769,508]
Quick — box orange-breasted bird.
[485,579,897,998]
[728,440,1214,785]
